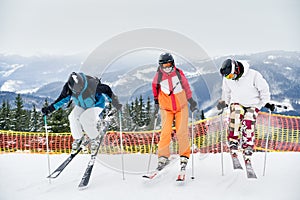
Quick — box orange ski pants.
[158,105,190,158]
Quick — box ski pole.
[219,108,225,176]
[118,111,125,180]
[44,115,51,183]
[146,115,158,174]
[263,109,272,176]
[191,110,196,179]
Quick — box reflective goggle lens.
[225,73,235,79]
[162,62,173,68]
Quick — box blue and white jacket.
[49,76,116,111]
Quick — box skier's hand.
[217,100,227,110]
[264,103,275,112]
[41,105,55,116]
[154,100,159,118]
[188,98,198,112]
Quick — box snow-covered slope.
[0,152,299,200]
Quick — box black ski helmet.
[220,59,244,80]
[67,72,85,94]
[158,52,174,65]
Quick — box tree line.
[0,94,205,133]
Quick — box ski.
[244,159,257,179]
[230,153,243,170]
[142,156,178,180]
[47,140,90,179]
[78,136,103,189]
[78,155,96,189]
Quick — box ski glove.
[188,98,198,112]
[217,100,227,110]
[154,100,159,118]
[264,103,275,112]
[41,105,55,116]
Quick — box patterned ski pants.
[227,103,259,149]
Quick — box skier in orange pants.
[152,52,197,171]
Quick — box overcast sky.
[0,0,299,57]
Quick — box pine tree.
[0,101,7,129]
[4,100,12,130]
[145,96,151,128]
[29,104,42,132]
[50,108,70,133]
[122,102,133,131]
[137,95,145,127]
[12,94,27,131]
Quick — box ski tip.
[47,174,57,179]
[142,173,157,179]
[78,185,88,190]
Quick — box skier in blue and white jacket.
[42,72,122,155]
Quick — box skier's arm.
[42,83,71,115]
[95,83,122,110]
[152,72,160,103]
[221,78,231,105]
[254,72,270,109]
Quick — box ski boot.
[243,146,253,164]
[180,156,188,171]
[71,136,83,154]
[90,136,101,156]
[229,140,239,157]
[156,156,169,171]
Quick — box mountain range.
[0,50,299,116]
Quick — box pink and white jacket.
[152,66,192,112]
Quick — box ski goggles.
[225,73,237,80]
[161,62,173,68]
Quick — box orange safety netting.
[0,112,299,154]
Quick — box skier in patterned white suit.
[218,58,273,162]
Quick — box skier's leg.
[68,106,85,152]
[241,107,259,160]
[227,103,245,153]
[175,105,190,160]
[79,107,103,155]
[158,109,174,159]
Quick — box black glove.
[41,105,55,116]
[264,103,275,112]
[217,100,227,110]
[188,98,198,112]
[154,100,159,117]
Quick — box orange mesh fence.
[0,112,299,154]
